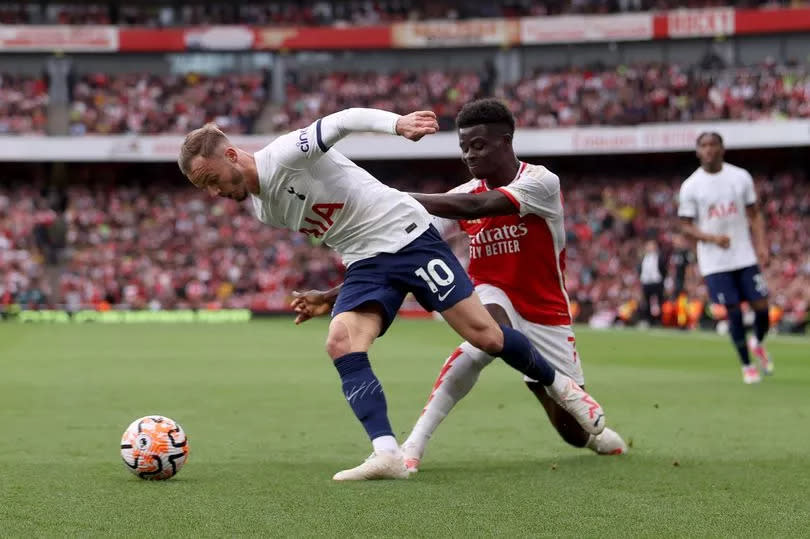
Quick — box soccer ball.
[120,415,189,480]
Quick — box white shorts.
[476,283,585,386]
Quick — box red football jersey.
[438,162,572,326]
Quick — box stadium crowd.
[0,1,801,26]
[0,73,49,135]
[2,169,808,331]
[26,62,807,135]
[68,72,267,135]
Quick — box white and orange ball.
[120,416,189,480]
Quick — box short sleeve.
[268,120,329,171]
[499,167,561,218]
[678,182,697,219]
[742,170,757,206]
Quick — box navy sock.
[334,352,394,440]
[754,308,770,343]
[727,307,750,366]
[498,325,556,386]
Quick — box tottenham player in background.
[179,107,606,480]
[678,132,773,384]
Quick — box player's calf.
[525,381,589,448]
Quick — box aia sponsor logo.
[707,201,738,219]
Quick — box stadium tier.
[2,164,808,330]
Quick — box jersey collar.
[479,161,526,191]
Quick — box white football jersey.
[678,162,758,276]
[251,119,430,266]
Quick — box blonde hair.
[177,123,229,182]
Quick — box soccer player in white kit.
[678,132,773,384]
[399,99,628,471]
[178,107,606,480]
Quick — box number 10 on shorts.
[414,259,456,294]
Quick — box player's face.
[458,124,510,179]
[696,135,724,168]
[188,150,249,202]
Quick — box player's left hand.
[290,290,333,325]
[396,111,439,141]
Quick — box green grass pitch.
[1,319,809,537]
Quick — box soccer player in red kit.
[401,99,627,472]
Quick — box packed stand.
[56,181,343,311]
[2,168,807,332]
[0,73,49,135]
[0,1,803,26]
[0,181,56,309]
[69,72,266,135]
[22,61,809,135]
[277,63,810,134]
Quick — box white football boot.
[545,374,606,435]
[748,336,774,375]
[742,364,762,384]
[401,442,422,475]
[332,451,409,481]
[586,427,628,455]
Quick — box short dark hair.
[456,98,515,135]
[696,132,723,146]
[178,122,229,179]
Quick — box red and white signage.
[392,19,518,48]
[0,25,118,51]
[3,7,810,52]
[664,8,735,38]
[521,14,653,44]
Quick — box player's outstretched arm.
[319,108,438,147]
[410,191,517,220]
[290,286,341,325]
[679,217,730,248]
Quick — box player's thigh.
[475,283,522,330]
[326,304,385,359]
[524,323,585,386]
[439,293,504,354]
[704,271,741,306]
[738,265,769,308]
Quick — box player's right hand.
[291,290,333,325]
[396,111,438,141]
[714,235,731,248]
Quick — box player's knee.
[325,321,352,360]
[459,341,495,368]
[466,326,504,355]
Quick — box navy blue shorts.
[332,225,474,336]
[704,265,768,306]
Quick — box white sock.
[372,435,399,455]
[586,427,627,455]
[403,342,493,458]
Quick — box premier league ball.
[120,415,189,480]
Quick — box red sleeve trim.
[495,187,520,210]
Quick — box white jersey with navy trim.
[678,162,758,276]
[250,109,431,267]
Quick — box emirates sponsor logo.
[470,223,528,246]
[469,223,528,259]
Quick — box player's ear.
[224,146,238,162]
